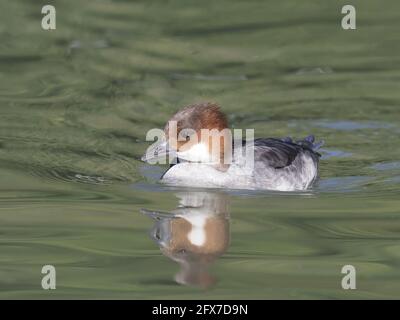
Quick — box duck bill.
[141,140,175,164]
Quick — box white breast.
[176,143,215,163]
[162,163,229,188]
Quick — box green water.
[1,0,400,299]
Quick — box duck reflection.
[141,192,230,288]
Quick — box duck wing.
[252,137,322,169]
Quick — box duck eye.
[185,135,190,141]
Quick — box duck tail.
[296,135,325,152]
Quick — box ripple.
[66,39,109,55]
[169,73,248,81]
[371,162,400,171]
[313,120,393,131]
[384,176,400,184]
[320,148,353,160]
[316,176,373,192]
[295,66,333,75]
[139,164,165,183]
[39,168,114,185]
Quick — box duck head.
[142,102,232,171]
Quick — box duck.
[141,102,323,191]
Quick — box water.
[1,0,400,299]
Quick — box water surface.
[1,0,400,299]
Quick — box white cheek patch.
[182,214,208,247]
[177,143,213,163]
[188,227,206,246]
